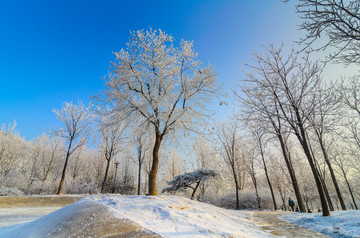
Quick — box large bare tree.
[237,60,306,213]
[99,28,219,195]
[52,101,92,195]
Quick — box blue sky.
[0,0,301,140]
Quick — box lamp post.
[112,161,120,193]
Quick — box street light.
[112,161,120,193]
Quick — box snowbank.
[91,195,273,238]
[280,210,360,238]
[0,195,274,238]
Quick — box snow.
[280,210,360,238]
[2,195,358,238]
[91,195,273,238]
[0,195,273,238]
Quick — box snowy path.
[250,211,330,237]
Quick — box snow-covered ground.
[91,195,273,237]
[0,195,273,238]
[1,195,359,237]
[280,210,360,238]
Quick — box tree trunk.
[264,165,277,210]
[295,114,330,216]
[342,168,358,210]
[321,176,334,211]
[231,165,240,209]
[318,140,347,210]
[101,158,111,194]
[259,144,277,210]
[313,150,334,211]
[191,182,201,200]
[138,162,142,195]
[57,140,73,195]
[301,142,330,216]
[148,133,162,195]
[251,174,261,209]
[277,134,306,212]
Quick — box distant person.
[288,198,295,212]
[295,207,299,212]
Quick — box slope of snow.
[280,210,360,238]
[91,195,273,238]
[0,198,157,237]
[0,195,275,238]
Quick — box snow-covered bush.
[162,169,218,200]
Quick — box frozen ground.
[280,210,360,238]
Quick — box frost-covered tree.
[0,121,27,186]
[240,44,330,216]
[131,133,150,195]
[332,144,359,210]
[117,156,136,195]
[97,116,126,194]
[214,121,244,209]
[99,28,219,195]
[191,136,220,200]
[52,101,93,195]
[293,0,360,64]
[34,134,62,194]
[247,122,277,210]
[162,169,217,200]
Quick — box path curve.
[250,211,330,237]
